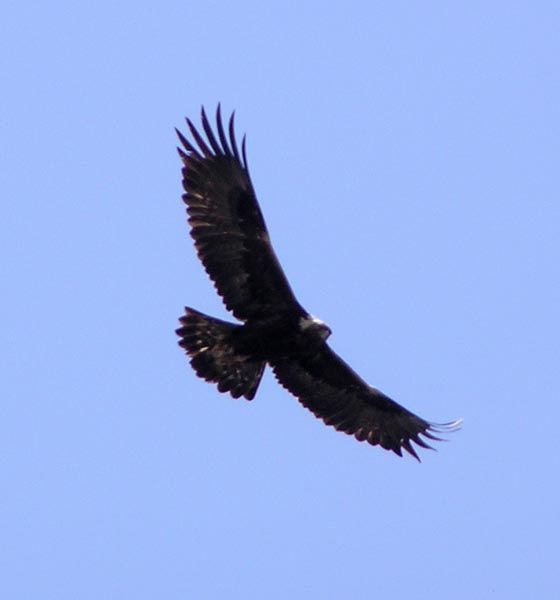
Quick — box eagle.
[175,106,460,460]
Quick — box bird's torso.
[231,310,330,361]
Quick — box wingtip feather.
[216,105,232,155]
[242,135,248,169]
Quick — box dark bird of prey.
[175,106,460,460]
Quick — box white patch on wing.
[299,315,326,331]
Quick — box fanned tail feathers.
[176,307,265,400]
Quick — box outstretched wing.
[271,346,460,460]
[176,106,303,321]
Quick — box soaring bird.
[175,106,460,460]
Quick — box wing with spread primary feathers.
[176,106,303,321]
[271,346,461,460]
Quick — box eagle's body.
[233,313,331,359]
[176,106,460,460]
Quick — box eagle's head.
[299,315,332,342]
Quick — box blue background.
[3,2,559,598]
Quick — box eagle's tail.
[176,307,265,400]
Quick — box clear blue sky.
[3,2,559,598]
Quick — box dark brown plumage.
[176,106,460,460]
